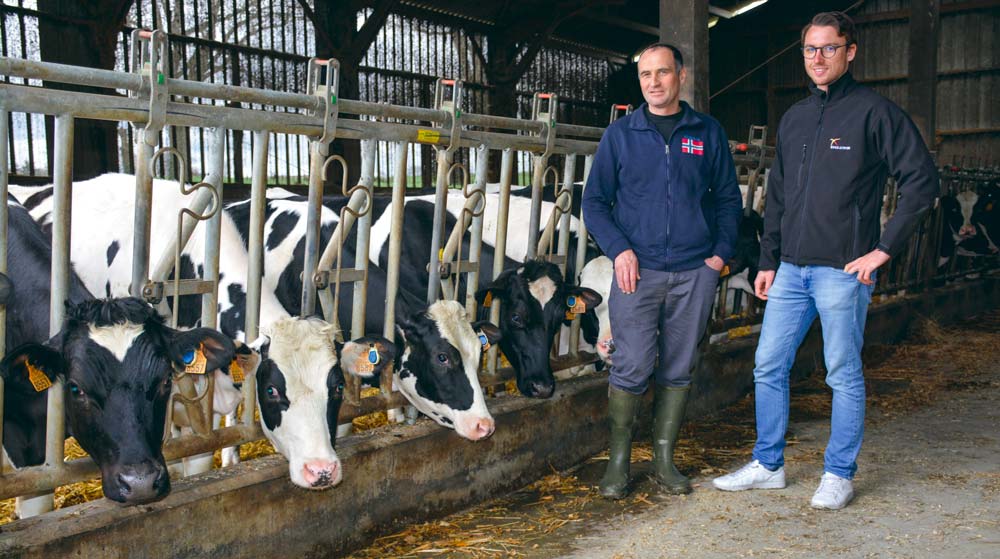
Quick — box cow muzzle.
[456,416,495,441]
[300,459,342,489]
[959,224,977,238]
[105,460,170,504]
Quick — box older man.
[583,43,742,499]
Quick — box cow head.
[476,260,602,399]
[577,256,614,366]
[395,300,500,440]
[253,317,393,489]
[0,297,235,505]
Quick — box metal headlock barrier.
[0,27,605,515]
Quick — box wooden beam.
[907,0,940,148]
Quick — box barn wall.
[2,276,996,558]
[710,1,999,165]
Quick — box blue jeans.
[751,263,874,479]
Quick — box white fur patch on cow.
[87,322,145,361]
[426,300,480,372]
[527,275,557,307]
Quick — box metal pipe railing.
[0,109,8,475]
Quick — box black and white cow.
[475,260,601,398]
[252,317,394,489]
[938,186,1000,266]
[394,300,501,439]
[1,297,235,505]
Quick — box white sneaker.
[810,472,854,510]
[712,459,786,491]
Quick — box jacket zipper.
[664,141,671,260]
[793,100,826,261]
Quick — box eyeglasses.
[801,44,848,59]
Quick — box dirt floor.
[347,312,1000,559]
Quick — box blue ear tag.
[478,332,491,352]
[566,295,577,308]
[182,349,196,365]
[367,345,380,365]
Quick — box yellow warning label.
[26,361,52,392]
[417,129,441,144]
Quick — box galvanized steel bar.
[487,149,515,377]
[0,84,598,156]
[352,139,376,339]
[525,155,547,261]
[426,149,452,303]
[0,109,8,474]
[242,131,269,430]
[465,146,489,316]
[300,141,327,317]
[383,141,409,339]
[131,141,155,297]
[556,154,577,276]
[569,154,594,355]
[200,127,226,329]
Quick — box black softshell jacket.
[759,72,940,271]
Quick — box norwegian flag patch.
[681,136,704,156]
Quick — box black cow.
[1,297,235,505]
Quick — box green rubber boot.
[652,385,692,494]
[599,386,642,500]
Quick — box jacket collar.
[809,71,857,104]
[629,101,703,133]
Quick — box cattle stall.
[0,29,603,516]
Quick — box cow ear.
[0,343,64,393]
[470,320,502,347]
[340,336,395,378]
[565,286,603,312]
[170,328,237,373]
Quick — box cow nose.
[302,459,342,488]
[605,339,617,355]
[112,462,170,504]
[529,382,555,399]
[960,225,977,237]
[471,417,495,440]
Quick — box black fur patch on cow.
[266,211,299,251]
[220,283,246,338]
[166,255,200,328]
[105,280,112,298]
[21,187,53,211]
[326,365,345,448]
[106,240,120,267]
[256,361,290,431]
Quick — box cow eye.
[266,385,280,400]
[68,382,84,398]
[436,353,449,365]
[510,313,524,327]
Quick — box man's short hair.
[802,11,857,46]
[636,42,684,69]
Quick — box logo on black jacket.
[829,138,851,151]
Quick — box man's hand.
[844,248,890,285]
[704,255,725,272]
[614,249,640,294]
[754,270,776,300]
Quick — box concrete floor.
[348,312,1000,559]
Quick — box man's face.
[638,47,686,113]
[803,25,856,90]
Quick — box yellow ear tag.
[565,310,576,321]
[566,295,586,314]
[26,361,52,392]
[356,345,378,374]
[987,202,994,212]
[720,265,731,278]
[482,291,493,308]
[229,359,245,383]
[183,346,208,375]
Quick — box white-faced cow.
[938,185,1000,267]
[251,317,394,489]
[1,297,235,505]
